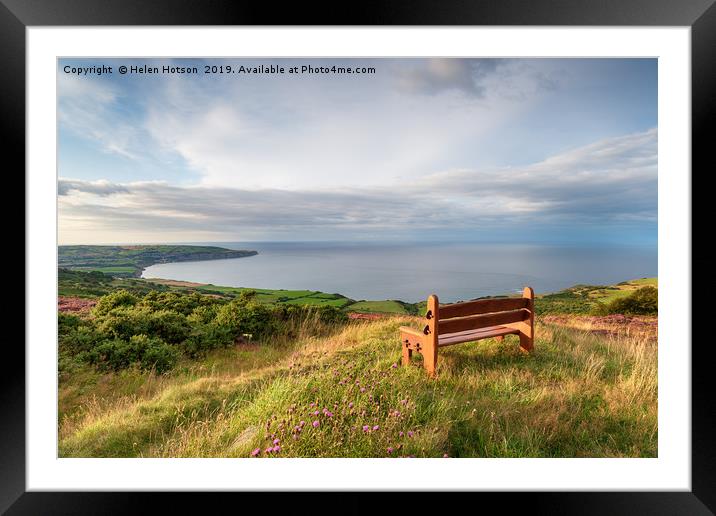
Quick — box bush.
[181,322,234,357]
[139,291,221,316]
[92,290,139,316]
[147,309,191,344]
[60,325,105,355]
[187,304,220,325]
[214,295,279,339]
[60,288,349,373]
[95,306,151,340]
[593,286,658,315]
[86,335,179,373]
[58,313,84,338]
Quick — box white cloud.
[58,128,657,243]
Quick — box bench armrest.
[399,326,425,339]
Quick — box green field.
[346,300,412,314]
[59,245,257,277]
[61,268,657,317]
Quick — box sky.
[58,58,657,245]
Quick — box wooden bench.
[399,287,534,376]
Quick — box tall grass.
[59,316,657,458]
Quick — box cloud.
[395,59,500,97]
[58,128,657,243]
[394,59,560,100]
[58,179,129,196]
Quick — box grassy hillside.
[59,316,657,458]
[59,245,258,277]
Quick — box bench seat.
[438,325,519,347]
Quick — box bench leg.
[519,333,534,353]
[402,344,412,366]
[423,340,438,377]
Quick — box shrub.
[92,290,139,316]
[58,313,84,337]
[139,291,221,316]
[147,309,191,344]
[60,325,105,355]
[187,304,220,325]
[594,286,658,316]
[214,295,279,339]
[181,323,235,357]
[86,335,178,373]
[95,306,151,340]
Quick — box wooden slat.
[439,297,529,319]
[437,309,530,335]
[438,326,518,347]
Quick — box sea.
[141,241,657,304]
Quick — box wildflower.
[443,453,449,458]
[312,420,320,428]
[373,425,380,431]
[325,411,334,418]
[250,448,261,457]
[400,399,408,405]
[362,425,370,432]
[265,447,273,454]
[273,439,280,445]
[313,410,320,416]
[300,420,306,427]
[348,402,354,409]
[360,388,366,393]
[387,447,394,454]
[407,431,414,438]
[274,446,282,453]
[399,432,404,438]
[391,363,397,369]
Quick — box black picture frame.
[5,0,711,513]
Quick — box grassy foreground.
[59,315,657,458]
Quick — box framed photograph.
[7,0,712,512]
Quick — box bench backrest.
[424,287,534,336]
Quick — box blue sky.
[58,58,657,245]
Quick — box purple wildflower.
[273,438,280,445]
[373,425,380,431]
[300,420,306,426]
[312,420,320,428]
[407,431,414,437]
[325,411,333,418]
[399,432,404,438]
[391,363,398,369]
[250,448,261,457]
[360,387,366,393]
[313,410,320,416]
[387,447,394,454]
[362,425,370,433]
[348,402,354,409]
[274,446,281,453]
[400,399,408,405]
